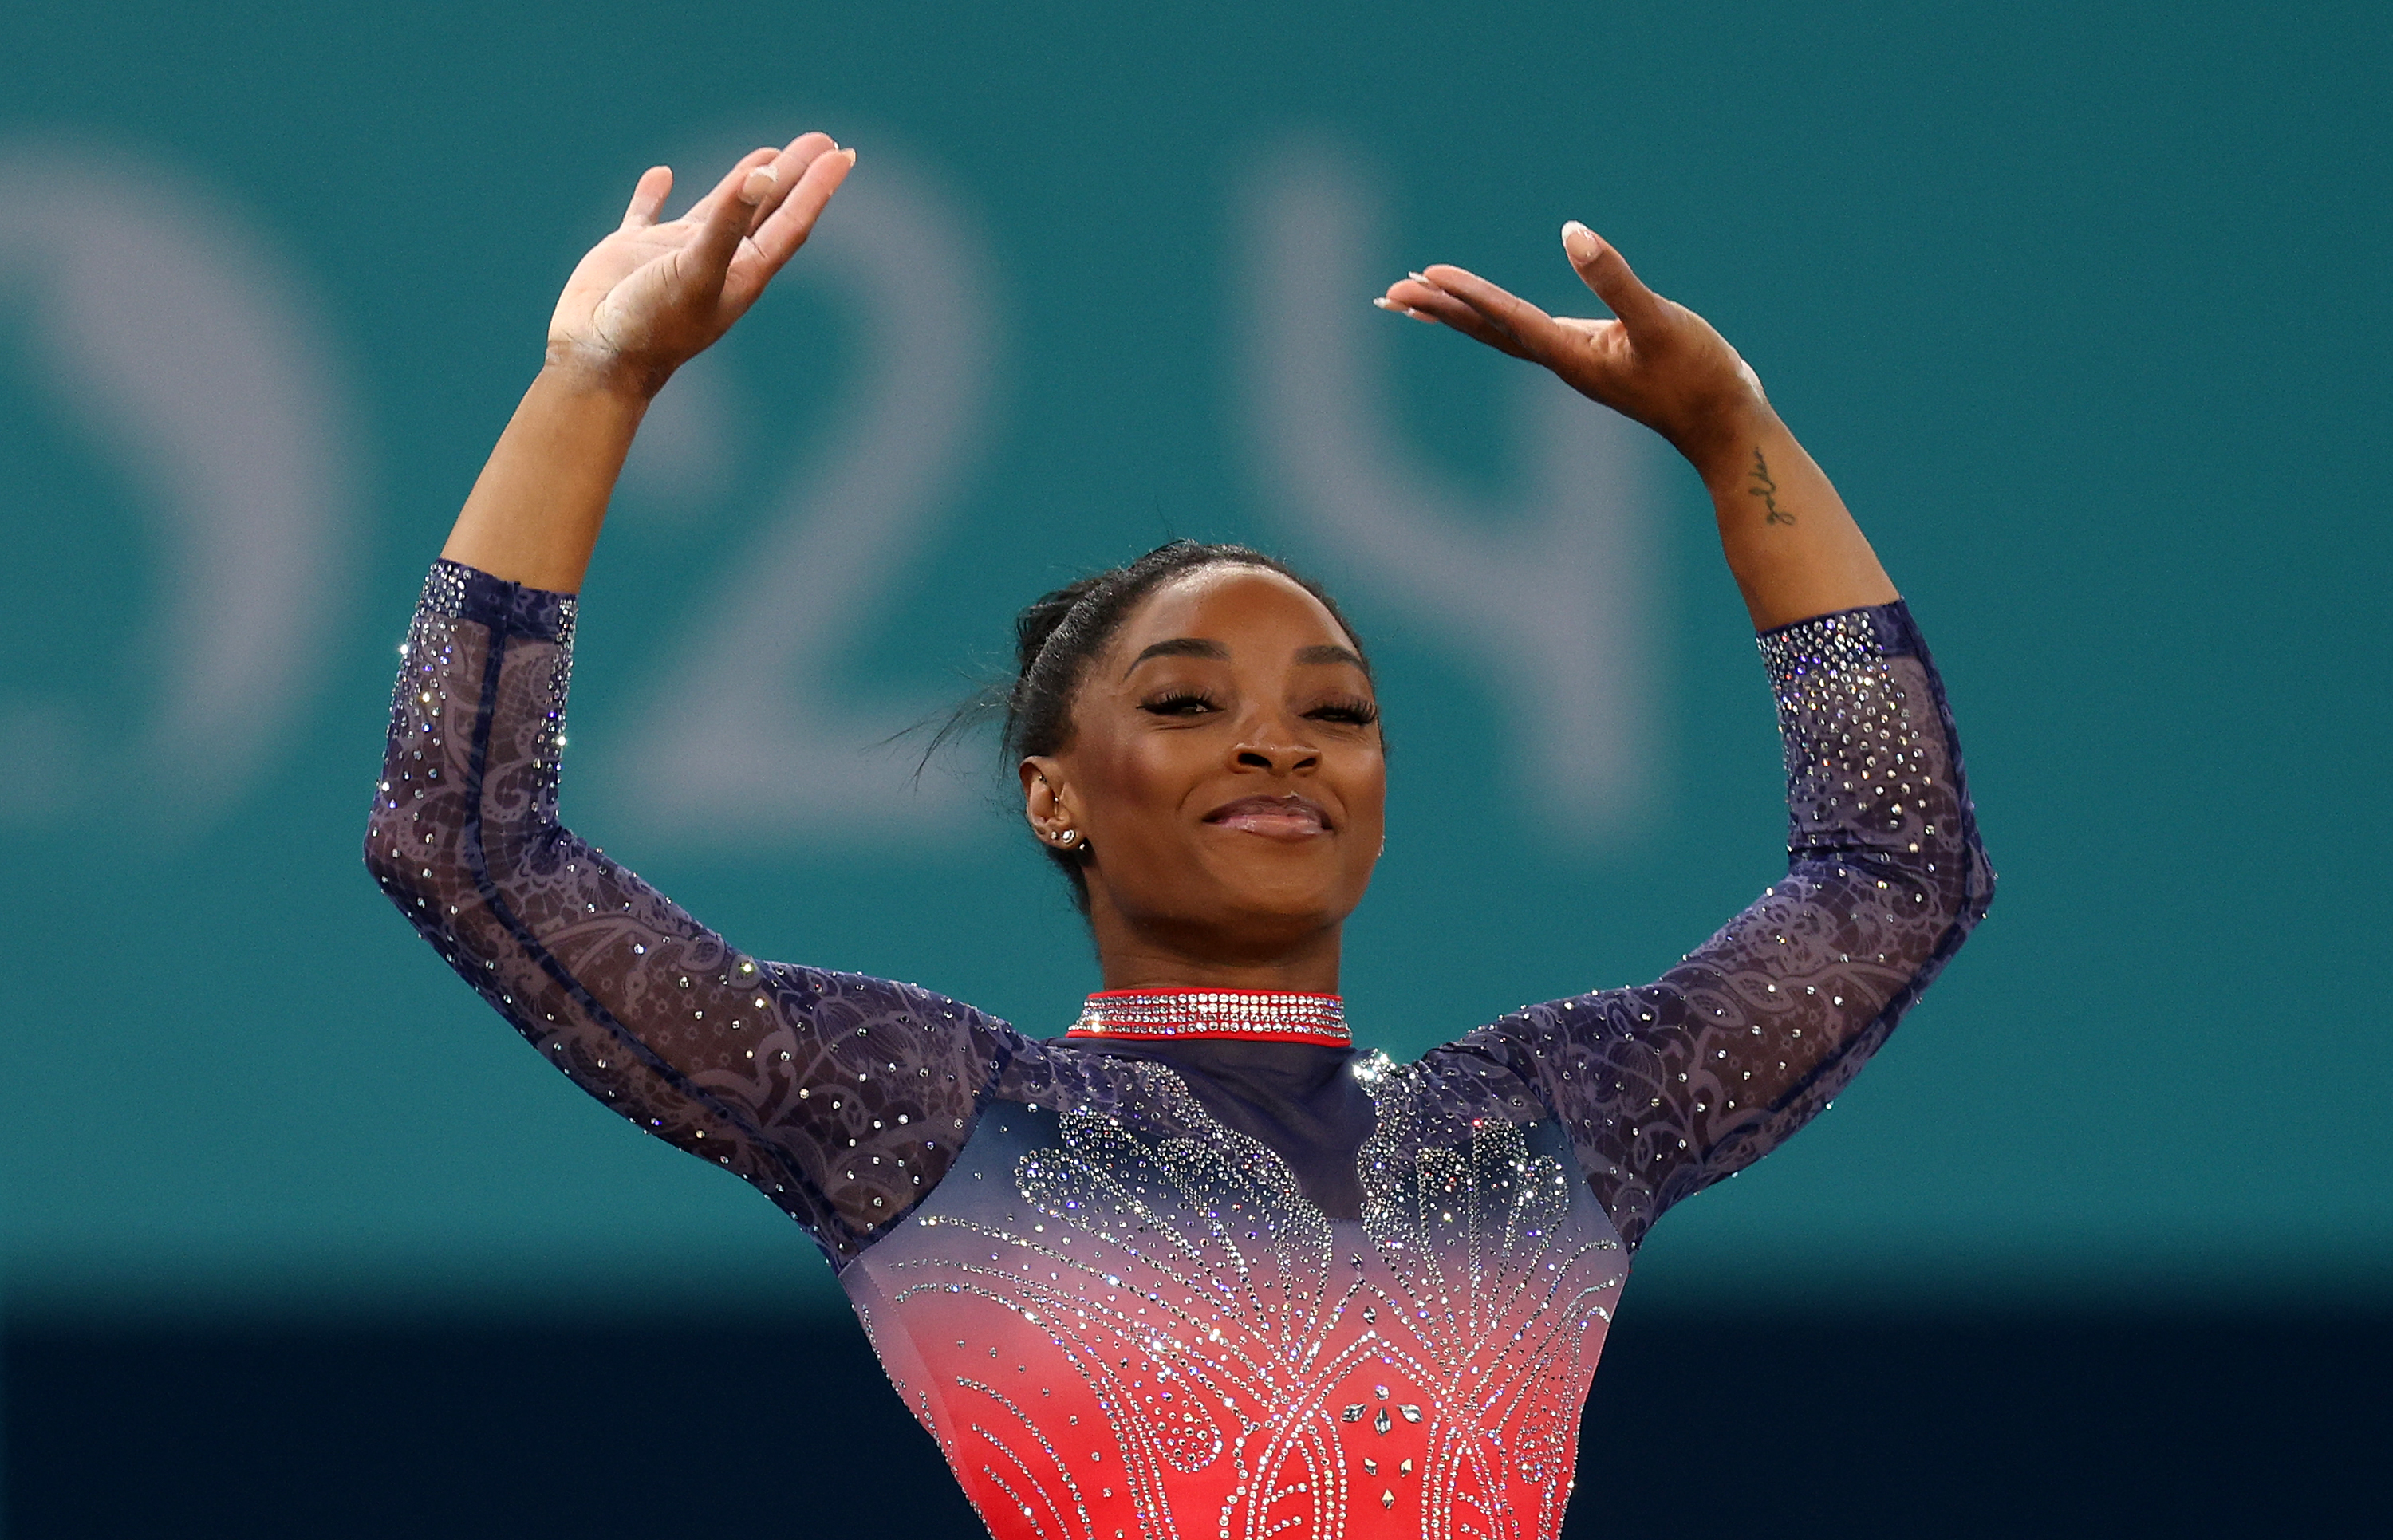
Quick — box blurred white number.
[0,142,351,825]
[615,157,991,838]
[1242,148,1659,837]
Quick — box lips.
[1203,794,1332,840]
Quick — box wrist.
[540,340,669,404]
[1676,396,1782,484]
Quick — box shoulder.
[762,966,1013,1034]
[741,964,1026,1083]
[1415,987,1682,1108]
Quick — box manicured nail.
[741,167,778,203]
[1561,221,1600,260]
[1406,270,1428,282]
[841,147,858,167]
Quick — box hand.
[1380,223,1769,473]
[546,133,856,396]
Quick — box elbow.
[1930,771,1995,928]
[1910,821,1995,955]
[1955,825,1996,932]
[363,771,466,927]
[1906,776,1993,932]
[1923,830,1995,941]
[1825,817,1991,946]
[363,795,423,916]
[365,808,477,941]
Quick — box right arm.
[366,138,1017,1267]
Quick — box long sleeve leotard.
[368,560,1990,1540]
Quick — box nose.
[1235,746,1319,773]
[1232,717,1321,775]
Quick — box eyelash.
[1140,690,1219,717]
[1137,690,1379,727]
[1309,697,1379,727]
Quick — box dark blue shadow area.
[7,1306,2382,1537]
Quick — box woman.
[369,132,1990,1538]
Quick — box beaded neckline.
[1067,988,1350,1046]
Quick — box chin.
[1204,864,1360,929]
[1102,841,1370,942]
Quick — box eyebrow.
[1295,644,1369,672]
[1122,637,1370,678]
[1122,637,1228,676]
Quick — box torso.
[842,1043,1627,1540]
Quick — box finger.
[746,132,840,228]
[1419,263,1561,337]
[1417,264,1567,360]
[684,150,779,289]
[1385,274,1514,343]
[1560,222,1669,331]
[1382,275,1533,359]
[679,145,781,230]
[747,141,857,272]
[619,165,672,231]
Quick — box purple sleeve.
[365,561,1019,1266]
[1448,601,1995,1250]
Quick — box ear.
[1019,756,1074,841]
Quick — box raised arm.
[367,139,1019,1268]
[1391,227,1993,1247]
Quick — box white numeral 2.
[613,157,993,839]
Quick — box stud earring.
[1055,828,1077,845]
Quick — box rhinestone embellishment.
[1066,987,1350,1046]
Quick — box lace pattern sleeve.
[364,561,1019,1266]
[1449,601,1994,1250]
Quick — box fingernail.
[1372,297,1398,310]
[1562,221,1599,259]
[1406,270,1428,282]
[841,147,858,167]
[741,167,777,202]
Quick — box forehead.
[1109,565,1355,656]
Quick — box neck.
[1089,913,1344,995]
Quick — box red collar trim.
[1066,987,1350,1046]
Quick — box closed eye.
[1306,697,1379,727]
[1140,689,1220,717]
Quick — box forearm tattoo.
[1748,448,1796,526]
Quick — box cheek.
[1351,770,1390,844]
[1342,746,1390,822]
[1078,736,1200,836]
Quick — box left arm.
[1391,225,1992,1247]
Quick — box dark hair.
[995,539,1371,910]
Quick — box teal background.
[2,0,2387,1328]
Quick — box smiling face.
[1019,564,1387,986]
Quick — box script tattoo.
[1748,449,1796,526]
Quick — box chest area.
[841,1060,1627,1538]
